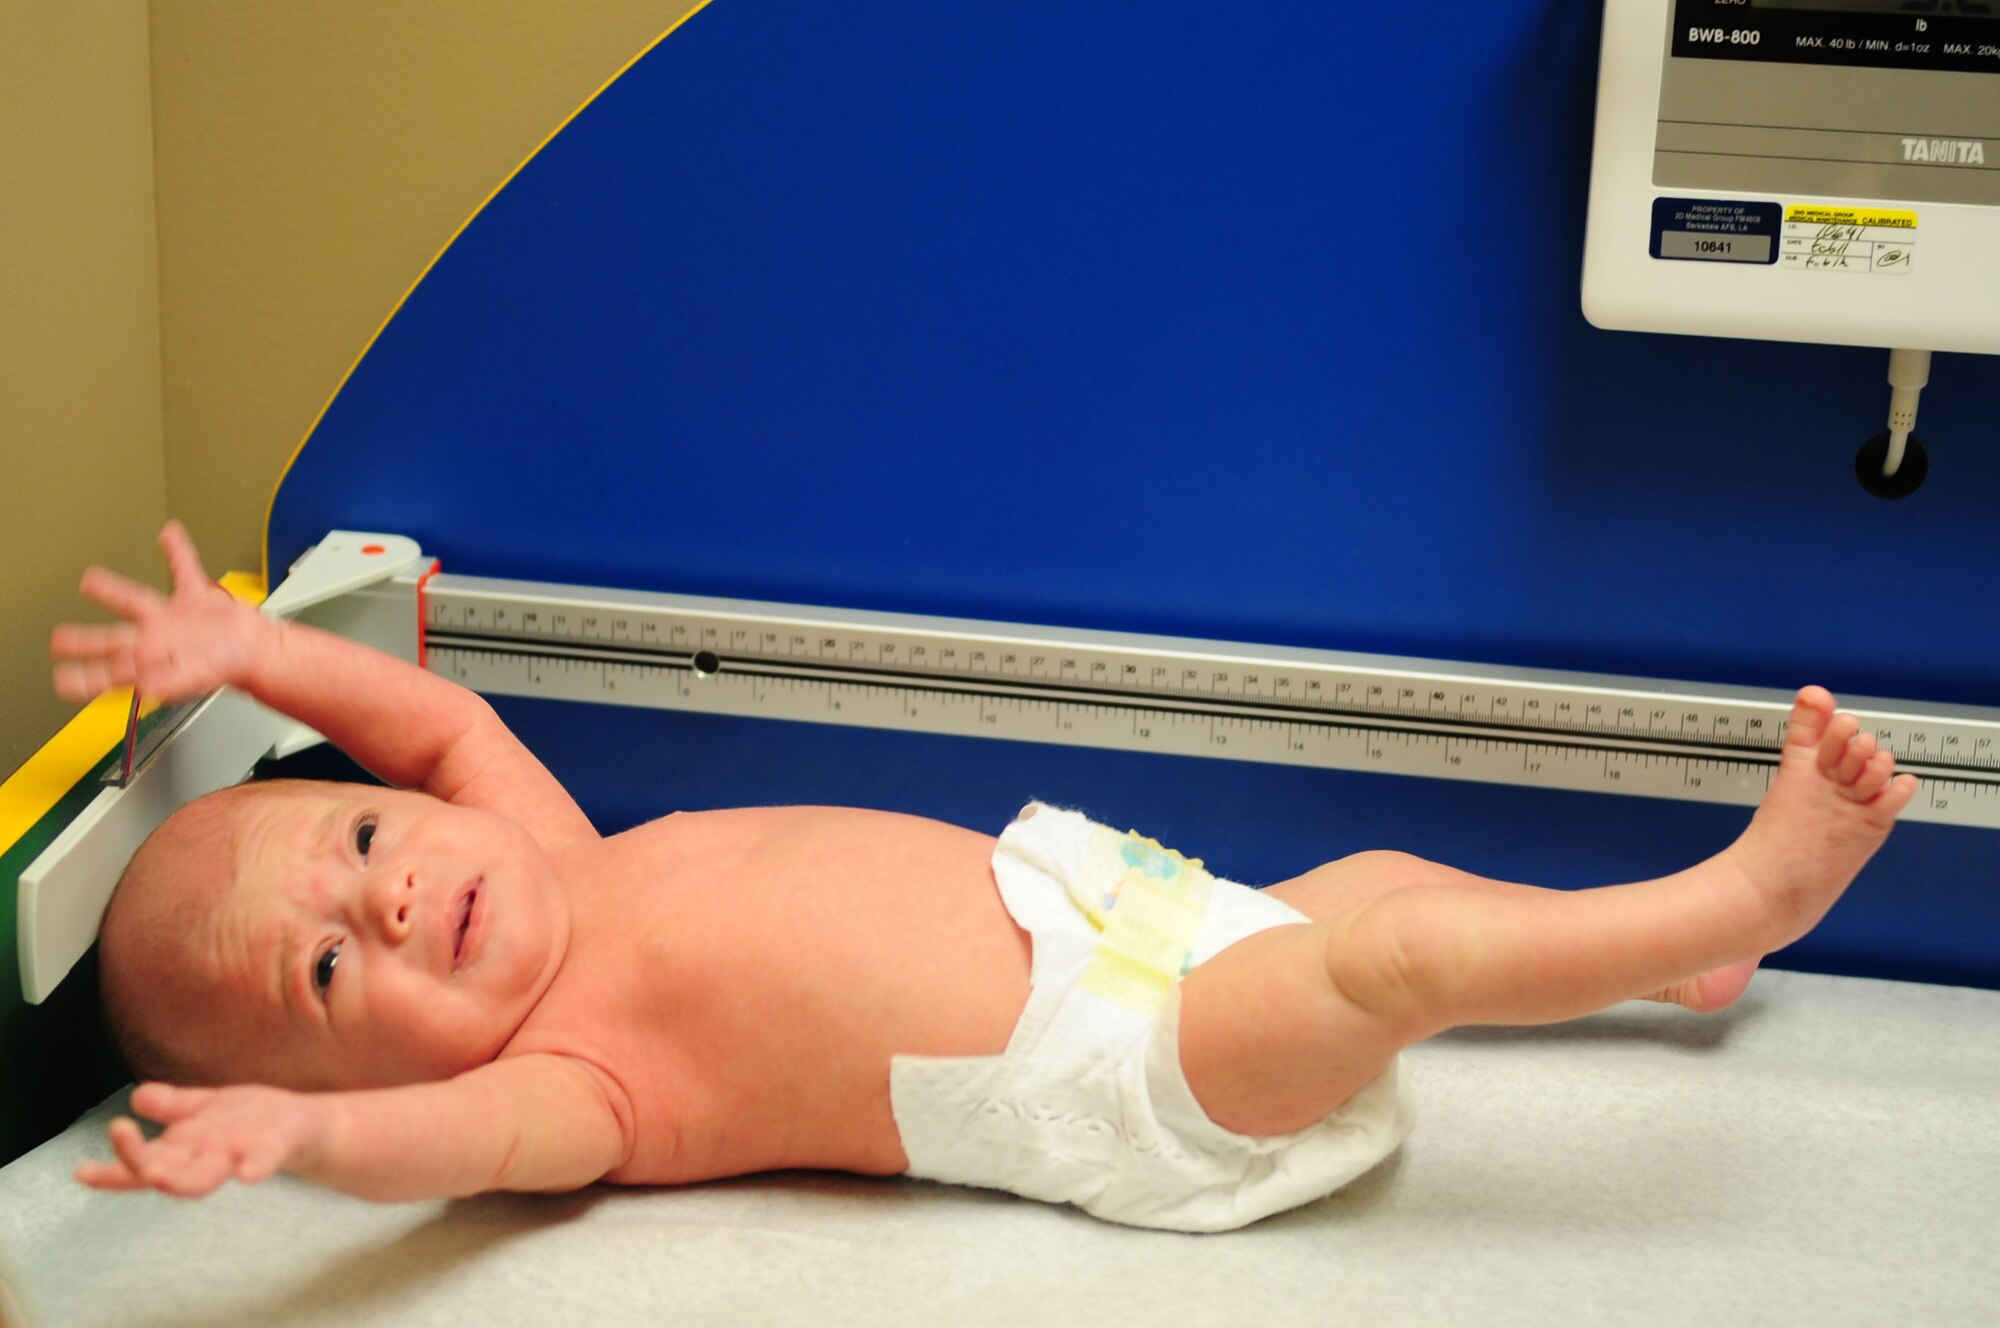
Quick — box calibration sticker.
[1778,205,1916,275]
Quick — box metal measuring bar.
[418,570,2000,830]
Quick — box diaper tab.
[1073,825,1214,1015]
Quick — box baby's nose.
[367,870,417,941]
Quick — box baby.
[53,523,1918,1232]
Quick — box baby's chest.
[529,913,930,1179]
[591,808,1018,1011]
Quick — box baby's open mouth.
[451,886,478,970]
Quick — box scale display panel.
[1661,0,1998,207]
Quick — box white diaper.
[890,803,1415,1232]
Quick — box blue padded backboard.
[271,3,2000,987]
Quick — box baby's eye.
[314,942,342,997]
[354,816,377,860]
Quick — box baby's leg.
[1177,687,1916,1137]
[1263,853,1756,1012]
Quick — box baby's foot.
[1725,687,1918,950]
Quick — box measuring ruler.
[417,570,2000,829]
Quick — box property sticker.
[1780,204,1917,274]
[1649,197,1781,264]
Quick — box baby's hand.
[74,1082,332,1198]
[50,519,267,706]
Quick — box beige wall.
[0,0,168,781]
[2,0,705,780]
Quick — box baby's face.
[160,783,570,1090]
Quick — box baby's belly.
[558,806,1035,1183]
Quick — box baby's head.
[99,779,570,1091]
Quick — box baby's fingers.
[158,520,214,595]
[73,1159,146,1191]
[49,624,139,702]
[131,1082,217,1123]
[48,628,138,700]
[52,658,135,703]
[106,1116,158,1186]
[108,1116,230,1198]
[78,565,165,622]
[50,621,140,662]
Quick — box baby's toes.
[1880,771,1921,816]
[1785,687,1837,752]
[1832,730,1877,786]
[1816,712,1862,777]
[1843,750,1897,803]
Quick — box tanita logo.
[1901,138,1987,166]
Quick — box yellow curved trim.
[258,0,717,585]
[0,573,267,856]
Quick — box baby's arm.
[75,1054,636,1202]
[51,520,595,848]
